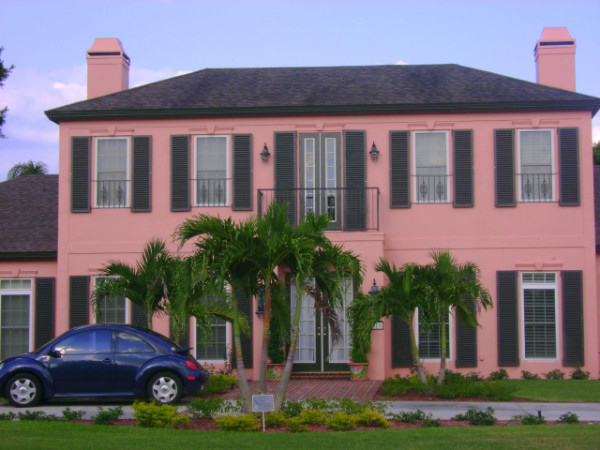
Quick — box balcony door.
[299,133,341,227]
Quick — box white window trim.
[193,317,231,363]
[92,276,130,324]
[0,278,33,353]
[94,136,131,208]
[412,130,450,203]
[291,285,317,364]
[415,307,453,361]
[517,129,555,202]
[193,135,230,207]
[520,271,559,362]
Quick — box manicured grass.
[0,422,599,449]
[502,380,600,402]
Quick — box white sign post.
[252,394,274,432]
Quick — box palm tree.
[348,259,428,384]
[421,250,492,385]
[176,215,259,413]
[6,160,48,179]
[93,239,171,328]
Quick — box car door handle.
[102,358,113,364]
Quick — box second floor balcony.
[258,187,380,231]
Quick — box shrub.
[189,397,235,418]
[0,412,16,421]
[480,381,516,401]
[215,414,260,432]
[171,414,192,429]
[354,409,390,428]
[92,406,123,425]
[521,370,541,380]
[201,374,238,395]
[17,411,60,422]
[298,409,328,425]
[330,397,368,415]
[303,397,331,411]
[422,417,441,428]
[326,412,357,431]
[544,369,565,380]
[559,412,579,424]
[513,413,545,425]
[393,409,428,424]
[132,401,179,428]
[62,408,85,421]
[265,411,287,428]
[286,417,307,433]
[465,371,483,382]
[488,369,509,380]
[570,367,590,380]
[452,407,497,426]
[282,400,303,417]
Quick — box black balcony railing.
[94,179,129,208]
[193,178,230,207]
[258,187,379,231]
[519,172,554,202]
[413,174,450,203]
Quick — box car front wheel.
[5,373,42,407]
[147,372,182,404]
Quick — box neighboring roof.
[0,175,58,260]
[595,166,600,252]
[45,64,600,123]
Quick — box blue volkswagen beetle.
[0,324,209,407]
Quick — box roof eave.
[45,100,600,123]
[0,251,57,261]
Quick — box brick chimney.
[534,27,576,91]
[86,38,130,99]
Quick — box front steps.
[290,371,351,380]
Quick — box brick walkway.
[221,379,382,403]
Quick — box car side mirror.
[48,348,62,359]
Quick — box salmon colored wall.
[55,108,598,379]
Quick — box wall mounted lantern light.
[369,141,379,161]
[260,143,271,162]
[369,278,378,295]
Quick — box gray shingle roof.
[45,64,600,123]
[0,174,58,259]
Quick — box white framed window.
[0,279,33,359]
[304,138,316,216]
[416,308,452,360]
[328,278,352,363]
[194,317,230,362]
[290,284,316,363]
[93,277,128,324]
[521,272,558,360]
[194,135,229,206]
[413,131,449,203]
[95,137,130,208]
[518,129,554,202]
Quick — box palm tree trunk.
[258,277,273,393]
[231,288,253,413]
[407,320,427,384]
[436,320,447,385]
[273,291,303,411]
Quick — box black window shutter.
[71,137,91,213]
[274,132,297,224]
[132,136,152,212]
[453,130,474,208]
[344,130,366,230]
[170,318,191,348]
[558,128,580,206]
[390,131,410,208]
[35,278,55,349]
[69,276,90,328]
[455,294,477,367]
[497,271,519,366]
[238,289,253,368]
[562,271,584,366]
[130,302,149,328]
[391,316,413,367]
[494,129,515,207]
[233,134,253,211]
[171,135,190,212]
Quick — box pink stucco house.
[3,27,600,380]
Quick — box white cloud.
[395,60,408,65]
[131,67,191,88]
[592,117,600,144]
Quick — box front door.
[290,280,352,372]
[299,133,341,229]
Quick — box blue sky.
[1,0,599,177]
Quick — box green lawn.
[0,422,599,449]
[502,380,600,402]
